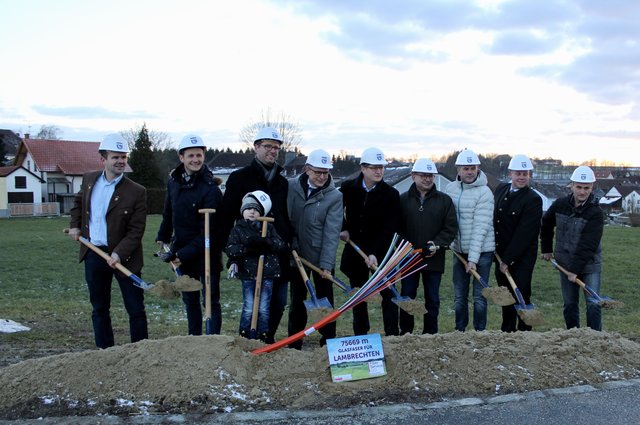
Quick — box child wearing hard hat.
[225,191,286,341]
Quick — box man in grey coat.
[287,149,343,348]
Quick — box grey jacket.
[287,174,343,271]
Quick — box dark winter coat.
[156,164,223,264]
[219,158,293,246]
[493,183,543,269]
[399,183,457,272]
[225,219,285,280]
[540,193,603,274]
[339,173,401,277]
[70,171,147,274]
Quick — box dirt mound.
[1,328,639,419]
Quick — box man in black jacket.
[541,165,604,331]
[494,154,542,332]
[156,134,223,335]
[219,127,293,343]
[339,147,401,336]
[398,158,457,334]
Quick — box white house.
[0,165,45,217]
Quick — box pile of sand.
[1,328,639,419]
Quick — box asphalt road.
[3,379,640,424]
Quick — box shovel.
[292,250,334,320]
[451,250,515,306]
[157,244,203,292]
[495,253,544,326]
[347,239,425,315]
[248,216,275,339]
[550,259,623,309]
[298,255,356,295]
[65,229,183,299]
[198,208,217,335]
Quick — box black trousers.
[495,263,535,332]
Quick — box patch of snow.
[0,319,30,333]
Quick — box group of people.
[68,131,605,350]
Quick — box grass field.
[1,216,638,358]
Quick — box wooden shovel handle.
[347,239,378,271]
[78,236,133,278]
[550,259,588,290]
[494,253,518,292]
[250,216,274,335]
[451,250,483,282]
[298,256,348,291]
[291,250,311,283]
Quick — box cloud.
[32,105,157,120]
[284,0,640,106]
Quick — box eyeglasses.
[260,143,281,151]
[414,173,435,179]
[363,165,384,171]
[308,167,329,177]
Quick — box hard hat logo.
[321,157,328,164]
[189,137,198,144]
[116,142,124,150]
[466,157,472,163]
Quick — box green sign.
[326,334,386,383]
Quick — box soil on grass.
[1,328,640,420]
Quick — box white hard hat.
[241,190,272,216]
[306,149,333,169]
[254,126,282,145]
[99,133,129,153]
[570,165,596,183]
[455,149,480,166]
[508,154,533,171]
[179,134,206,152]
[360,147,387,165]
[412,158,439,174]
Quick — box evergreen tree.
[0,134,7,165]
[128,124,164,188]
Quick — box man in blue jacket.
[156,134,223,335]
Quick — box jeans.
[240,278,273,336]
[399,269,443,334]
[560,271,602,331]
[452,251,492,331]
[288,269,336,349]
[84,250,148,348]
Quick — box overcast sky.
[1,0,639,165]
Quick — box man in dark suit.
[339,147,401,336]
[69,133,148,348]
[493,154,542,332]
[219,127,293,344]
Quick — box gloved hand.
[247,235,273,254]
[422,241,438,258]
[159,250,177,263]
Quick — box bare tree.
[34,125,62,140]
[239,109,303,163]
[121,123,172,151]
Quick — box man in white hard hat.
[494,154,543,332]
[156,134,223,335]
[68,133,148,348]
[540,165,604,330]
[445,149,495,332]
[398,158,457,334]
[287,149,343,348]
[339,147,402,336]
[219,126,293,343]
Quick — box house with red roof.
[1,137,132,216]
